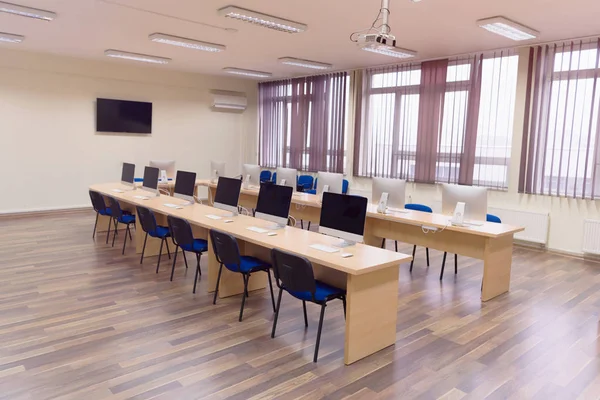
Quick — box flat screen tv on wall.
[96,98,152,134]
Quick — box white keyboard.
[247,226,268,234]
[111,189,124,193]
[206,214,222,220]
[309,244,339,253]
[465,220,485,227]
[164,203,183,209]
[134,195,150,200]
[387,207,410,214]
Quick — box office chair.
[297,175,314,192]
[210,229,275,321]
[271,172,277,184]
[270,248,346,362]
[342,179,349,194]
[440,214,501,280]
[136,206,171,273]
[305,178,318,195]
[167,216,208,293]
[260,170,272,183]
[89,190,112,240]
[106,197,136,255]
[406,203,432,272]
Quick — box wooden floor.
[1,212,600,400]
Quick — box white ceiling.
[1,0,599,79]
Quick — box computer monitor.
[316,172,343,194]
[275,167,297,192]
[441,184,487,222]
[173,170,196,203]
[121,162,135,188]
[319,192,368,246]
[142,166,160,196]
[242,164,261,187]
[214,176,242,214]
[149,160,176,179]
[372,177,406,210]
[255,183,293,228]
[210,161,226,183]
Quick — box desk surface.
[196,179,524,239]
[90,183,411,275]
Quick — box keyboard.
[164,203,183,209]
[465,220,485,227]
[206,214,222,220]
[309,244,339,253]
[247,226,268,234]
[111,189,124,193]
[134,195,150,200]
[387,207,409,214]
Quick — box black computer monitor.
[255,183,293,227]
[319,192,368,245]
[174,170,196,202]
[121,162,135,187]
[142,166,159,193]
[214,177,242,214]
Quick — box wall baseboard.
[0,205,92,218]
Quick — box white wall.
[0,49,257,213]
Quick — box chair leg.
[455,254,458,275]
[440,252,447,280]
[105,217,112,244]
[127,227,132,241]
[165,240,171,259]
[193,253,202,294]
[140,233,148,264]
[122,225,129,255]
[93,213,99,239]
[155,238,164,273]
[395,241,398,252]
[314,304,327,362]
[169,246,179,280]
[342,296,346,320]
[381,238,385,249]
[426,248,430,267]
[307,221,311,231]
[111,220,118,247]
[239,274,249,322]
[301,220,304,229]
[213,264,224,304]
[302,301,308,327]
[409,245,416,272]
[267,270,275,312]
[182,251,189,269]
[271,288,283,338]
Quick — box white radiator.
[582,219,600,254]
[487,207,549,245]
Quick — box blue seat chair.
[305,178,318,195]
[440,214,501,280]
[406,204,432,271]
[271,172,277,184]
[136,206,171,273]
[260,170,272,183]
[297,175,314,192]
[89,190,112,240]
[342,179,349,194]
[167,216,208,293]
[210,229,275,321]
[106,197,136,255]
[270,248,346,362]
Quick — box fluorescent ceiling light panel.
[149,33,225,52]
[223,67,272,78]
[218,5,307,33]
[360,44,416,59]
[0,32,24,43]
[104,50,171,65]
[279,57,332,70]
[0,1,56,21]
[477,16,538,41]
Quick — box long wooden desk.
[90,182,412,365]
[198,180,524,302]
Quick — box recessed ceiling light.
[104,50,171,65]
[477,16,539,41]
[223,67,272,79]
[0,32,24,43]
[0,1,56,21]
[149,33,225,52]
[278,57,332,70]
[218,5,307,34]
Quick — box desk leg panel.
[344,266,399,365]
[481,235,514,301]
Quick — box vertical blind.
[354,50,519,189]
[258,72,348,173]
[519,39,600,198]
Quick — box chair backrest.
[209,229,241,267]
[405,203,433,213]
[136,206,158,233]
[342,179,349,194]
[167,216,195,247]
[271,248,316,299]
[260,170,272,182]
[486,213,502,223]
[272,172,277,183]
[313,178,318,190]
[298,175,314,189]
[106,196,124,218]
[89,190,106,213]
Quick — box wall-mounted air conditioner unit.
[210,90,247,113]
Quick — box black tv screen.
[96,98,152,134]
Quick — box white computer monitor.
[316,172,343,194]
[441,184,487,223]
[121,162,136,189]
[319,192,368,247]
[210,161,225,182]
[173,170,196,203]
[150,160,176,180]
[275,167,297,192]
[242,164,261,188]
[214,176,242,215]
[372,177,406,210]
[142,166,160,196]
[255,183,293,229]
